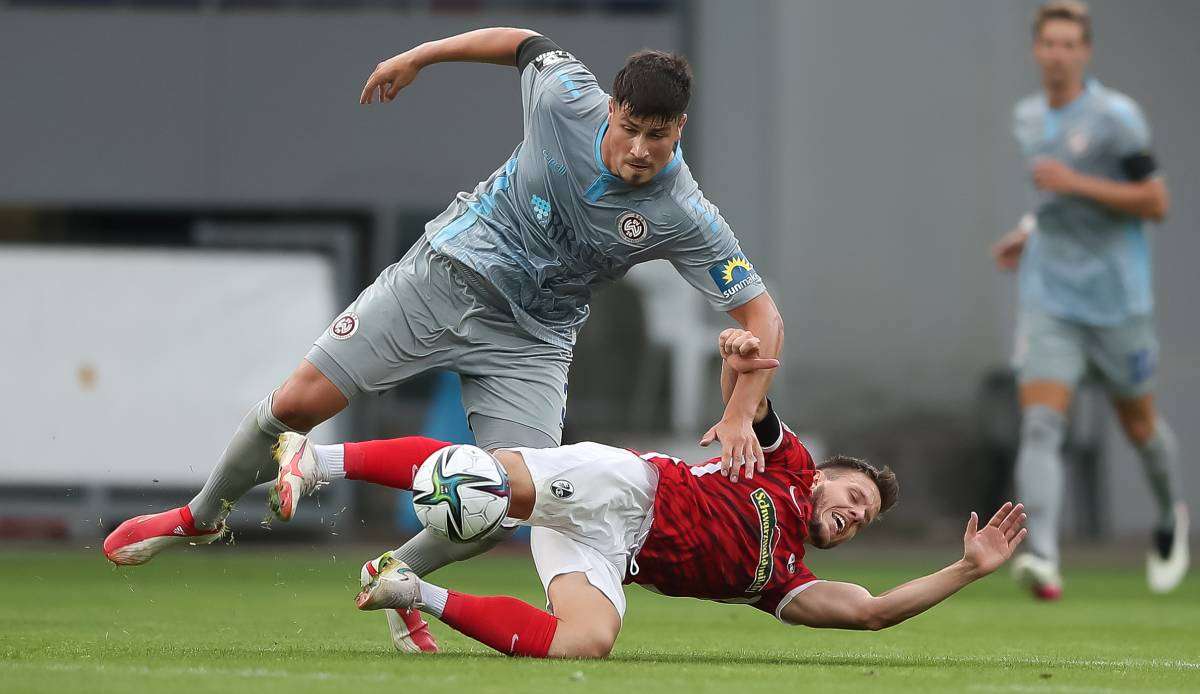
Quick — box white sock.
[312,444,346,481]
[418,580,449,618]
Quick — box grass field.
[1,545,1197,693]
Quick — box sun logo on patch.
[720,256,754,284]
[708,254,758,298]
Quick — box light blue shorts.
[1013,305,1158,399]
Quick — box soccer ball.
[411,445,511,543]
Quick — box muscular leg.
[402,569,617,659]
[187,360,347,528]
[1015,381,1071,564]
[1114,394,1181,530]
[544,572,622,658]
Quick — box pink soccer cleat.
[360,552,439,653]
[103,505,224,566]
[1012,553,1063,601]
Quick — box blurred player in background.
[991,1,1187,599]
[272,329,1025,658]
[104,28,784,641]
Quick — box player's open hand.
[700,416,763,483]
[991,227,1029,272]
[961,502,1027,578]
[718,328,780,374]
[361,53,421,104]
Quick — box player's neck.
[1043,79,1085,110]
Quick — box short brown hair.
[817,455,899,516]
[611,50,692,124]
[1034,1,1092,44]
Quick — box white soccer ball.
[411,445,511,543]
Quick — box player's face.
[807,469,881,549]
[1033,20,1091,90]
[605,101,686,186]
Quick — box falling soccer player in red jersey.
[272,329,1027,658]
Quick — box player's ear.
[607,98,616,119]
[811,468,824,486]
[676,113,687,135]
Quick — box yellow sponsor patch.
[747,487,777,593]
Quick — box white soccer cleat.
[1012,552,1063,601]
[1147,503,1189,594]
[356,551,422,612]
[268,433,322,522]
[360,553,439,653]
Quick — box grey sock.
[1015,405,1067,565]
[1136,418,1181,530]
[392,525,518,578]
[187,392,295,529]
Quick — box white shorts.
[507,442,659,619]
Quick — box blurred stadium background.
[1,0,1197,561]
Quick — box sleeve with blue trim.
[1106,97,1159,181]
[666,189,765,312]
[517,35,601,130]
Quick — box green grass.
[1,546,1196,693]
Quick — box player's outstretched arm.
[700,294,784,482]
[780,502,1027,631]
[360,27,539,104]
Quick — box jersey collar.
[590,120,684,198]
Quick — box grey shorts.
[307,236,571,449]
[1013,305,1158,398]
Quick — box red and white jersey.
[626,419,821,620]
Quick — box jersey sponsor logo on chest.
[1067,129,1090,156]
[748,487,778,593]
[542,149,567,177]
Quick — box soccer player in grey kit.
[991,2,1187,599]
[104,28,785,647]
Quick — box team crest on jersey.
[531,194,552,227]
[787,553,797,575]
[708,254,758,298]
[616,211,648,242]
[329,312,359,340]
[1068,130,1090,156]
[550,479,574,499]
[747,488,778,593]
[533,50,575,70]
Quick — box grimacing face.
[807,468,882,549]
[1033,19,1091,91]
[603,100,686,185]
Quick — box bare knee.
[556,626,616,659]
[1115,396,1157,445]
[272,361,348,431]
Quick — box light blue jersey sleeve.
[667,185,765,312]
[519,38,604,135]
[1105,94,1152,165]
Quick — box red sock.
[343,437,450,490]
[439,590,559,658]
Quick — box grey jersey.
[1012,79,1157,326]
[424,39,763,348]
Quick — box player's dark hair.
[817,455,899,516]
[611,50,692,124]
[1034,1,1092,44]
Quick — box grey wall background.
[693,0,1198,534]
[1,2,1195,534]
